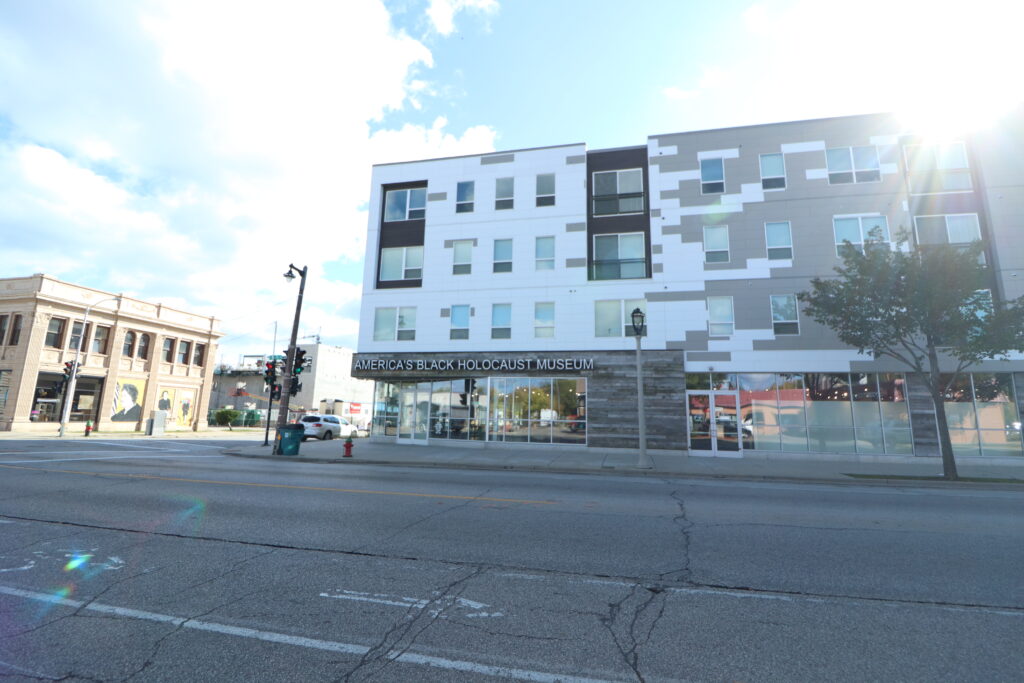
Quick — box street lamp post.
[59,296,121,438]
[272,264,307,454]
[631,307,652,469]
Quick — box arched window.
[137,333,150,360]
[122,331,136,357]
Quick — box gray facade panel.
[565,155,586,165]
[427,192,447,201]
[481,154,515,165]
[565,222,586,232]
[565,258,587,268]
[686,352,731,362]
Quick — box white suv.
[297,414,357,440]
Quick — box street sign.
[269,354,285,360]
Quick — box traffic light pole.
[59,296,120,438]
[272,264,306,454]
[263,322,277,447]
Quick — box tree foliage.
[799,237,1024,479]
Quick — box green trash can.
[275,424,304,455]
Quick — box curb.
[222,450,1024,491]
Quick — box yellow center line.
[0,462,555,505]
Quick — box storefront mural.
[176,389,195,427]
[111,379,146,422]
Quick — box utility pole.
[272,265,307,454]
[59,296,120,437]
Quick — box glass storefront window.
[711,373,736,391]
[805,373,854,454]
[739,373,780,451]
[371,382,398,436]
[686,373,710,390]
[776,373,808,451]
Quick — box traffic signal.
[270,384,281,400]
[263,361,276,387]
[63,361,75,378]
[294,348,307,374]
[289,376,302,396]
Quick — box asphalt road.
[0,438,1021,682]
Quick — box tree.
[213,408,243,430]
[798,237,1024,480]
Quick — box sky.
[1,0,1020,365]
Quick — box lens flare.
[63,554,92,572]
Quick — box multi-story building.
[352,111,1024,459]
[0,274,221,433]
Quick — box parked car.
[296,414,357,440]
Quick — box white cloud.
[0,0,498,364]
[426,0,499,37]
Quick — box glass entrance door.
[397,382,429,444]
[688,391,742,455]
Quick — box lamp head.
[283,269,296,282]
[630,307,645,335]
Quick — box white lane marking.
[320,589,504,618]
[0,455,224,464]
[87,441,175,451]
[0,561,34,573]
[0,585,609,683]
[167,442,228,450]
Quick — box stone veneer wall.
[352,349,687,451]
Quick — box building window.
[91,326,110,354]
[493,239,512,273]
[380,246,423,281]
[163,338,175,362]
[193,343,206,367]
[491,303,511,339]
[765,221,793,260]
[904,142,971,193]
[456,181,474,213]
[833,216,890,257]
[450,305,470,340]
[826,146,880,184]
[771,294,800,334]
[69,321,90,352]
[760,153,786,190]
[914,214,982,246]
[495,177,514,210]
[703,225,729,263]
[707,296,734,336]
[45,318,67,348]
[122,331,136,357]
[592,233,646,280]
[177,340,191,364]
[592,168,644,216]
[374,307,416,341]
[535,302,554,338]
[700,158,725,194]
[0,315,8,346]
[536,173,555,207]
[535,236,554,270]
[137,333,150,360]
[595,299,646,337]
[452,240,473,275]
[8,315,22,346]
[383,187,426,221]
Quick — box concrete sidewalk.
[228,437,1024,487]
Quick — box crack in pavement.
[123,591,256,682]
[183,547,277,592]
[352,487,494,554]
[598,584,668,683]
[657,490,693,585]
[3,512,1022,615]
[337,566,486,682]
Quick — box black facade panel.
[376,181,427,289]
[586,146,652,279]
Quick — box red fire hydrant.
[84,420,93,437]
[343,437,353,457]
